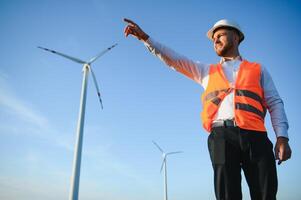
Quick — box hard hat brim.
[207,25,244,42]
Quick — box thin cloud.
[0,91,49,129]
[0,71,47,127]
[0,72,71,150]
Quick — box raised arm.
[123,18,209,86]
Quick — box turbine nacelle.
[152,141,183,173]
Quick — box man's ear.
[233,31,240,44]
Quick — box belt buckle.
[223,119,237,128]
[223,120,228,128]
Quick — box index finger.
[123,18,136,25]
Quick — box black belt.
[212,119,237,128]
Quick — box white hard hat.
[207,19,244,42]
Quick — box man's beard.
[215,42,233,57]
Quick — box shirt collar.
[219,55,243,64]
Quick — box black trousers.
[208,127,277,200]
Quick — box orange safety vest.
[201,60,267,132]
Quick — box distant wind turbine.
[38,43,117,200]
[152,141,183,200]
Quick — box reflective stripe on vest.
[201,60,267,132]
[235,89,267,119]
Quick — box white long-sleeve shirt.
[144,37,289,138]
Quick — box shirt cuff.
[143,37,154,46]
[274,126,289,139]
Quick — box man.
[123,18,292,200]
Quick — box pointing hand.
[123,18,149,42]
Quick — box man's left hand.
[274,137,292,165]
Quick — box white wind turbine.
[152,141,183,200]
[38,43,117,200]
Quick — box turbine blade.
[160,158,166,173]
[88,43,118,64]
[152,141,164,153]
[89,66,103,110]
[38,46,86,64]
[166,151,183,156]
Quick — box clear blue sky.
[1,0,301,199]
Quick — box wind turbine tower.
[152,141,182,200]
[39,44,117,200]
